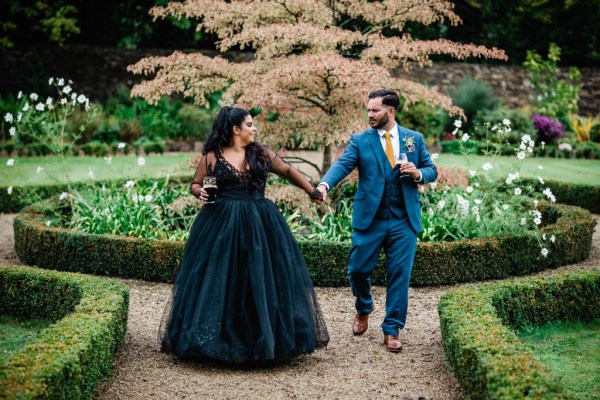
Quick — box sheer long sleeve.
[190,152,217,198]
[266,147,321,199]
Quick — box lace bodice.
[190,146,319,197]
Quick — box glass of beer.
[202,176,218,204]
[396,153,409,177]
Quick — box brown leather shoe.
[384,335,402,352]
[352,308,373,336]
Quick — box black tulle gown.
[159,149,329,364]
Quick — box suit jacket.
[321,126,437,232]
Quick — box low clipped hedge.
[438,269,600,399]
[522,178,600,214]
[14,202,595,286]
[0,265,129,399]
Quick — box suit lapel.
[368,129,386,175]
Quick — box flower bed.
[438,269,600,398]
[0,265,129,399]
[14,202,595,286]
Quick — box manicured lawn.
[0,315,52,364]
[1,153,599,186]
[517,319,600,399]
[435,154,600,185]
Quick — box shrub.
[440,139,479,154]
[446,77,498,132]
[0,265,129,399]
[472,107,536,143]
[438,269,599,399]
[397,101,445,144]
[533,114,565,144]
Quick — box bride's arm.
[265,147,322,200]
[190,152,216,199]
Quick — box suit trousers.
[348,209,417,336]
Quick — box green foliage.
[302,199,353,242]
[0,316,52,365]
[0,265,129,399]
[524,43,581,122]
[472,108,536,143]
[13,202,595,286]
[397,101,445,143]
[440,139,479,154]
[439,269,600,399]
[447,78,497,132]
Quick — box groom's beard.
[370,113,390,130]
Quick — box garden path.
[0,213,598,400]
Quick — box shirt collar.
[377,124,399,138]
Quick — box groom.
[317,89,437,352]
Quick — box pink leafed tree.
[128,0,507,173]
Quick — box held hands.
[317,183,328,202]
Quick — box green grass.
[1,153,599,186]
[435,154,600,185]
[0,154,192,186]
[517,319,600,399]
[0,315,52,364]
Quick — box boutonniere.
[403,136,415,153]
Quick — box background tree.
[128,0,507,172]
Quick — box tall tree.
[129,0,507,172]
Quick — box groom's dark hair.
[368,89,400,110]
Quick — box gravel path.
[1,213,598,400]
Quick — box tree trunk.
[321,143,333,177]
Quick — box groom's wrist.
[318,182,329,192]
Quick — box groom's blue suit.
[321,125,437,335]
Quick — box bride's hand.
[198,187,209,203]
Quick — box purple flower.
[532,114,564,144]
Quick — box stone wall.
[395,62,600,116]
[1,46,598,115]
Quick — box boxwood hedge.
[14,202,595,286]
[0,265,129,399]
[438,269,600,399]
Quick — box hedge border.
[14,202,595,286]
[0,265,129,399]
[438,269,600,399]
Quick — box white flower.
[22,102,30,112]
[466,186,473,193]
[533,210,542,219]
[534,200,539,208]
[17,112,22,122]
[60,98,67,105]
[527,147,533,154]
[472,206,479,213]
[88,168,95,179]
[462,133,470,142]
[429,182,437,190]
[46,97,53,106]
[474,182,480,187]
[45,220,51,227]
[4,113,13,123]
[17,91,23,99]
[431,153,439,161]
[502,118,511,126]
[137,157,146,166]
[538,176,545,184]
[144,194,153,202]
[9,127,16,136]
[491,125,498,131]
[474,199,482,205]
[456,194,470,216]
[543,188,556,203]
[519,143,526,150]
[124,180,135,188]
[514,187,522,195]
[550,235,556,243]
[453,119,462,128]
[35,103,45,111]
[71,93,77,101]
[30,93,38,101]
[57,78,65,86]
[469,169,477,177]
[541,248,549,257]
[517,151,526,160]
[558,143,573,151]
[36,166,44,174]
[63,85,72,95]
[77,94,87,104]
[506,172,520,185]
[7,186,13,195]
[131,194,139,203]
[118,142,126,149]
[534,217,542,225]
[437,200,446,209]
[7,158,14,166]
[502,204,509,210]
[59,192,69,200]
[542,233,547,240]
[521,218,527,226]
[48,77,54,85]
[538,165,544,170]
[482,163,493,171]
[104,156,112,165]
[541,141,546,149]
[475,213,481,223]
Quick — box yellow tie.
[383,132,394,168]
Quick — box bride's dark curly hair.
[203,106,271,187]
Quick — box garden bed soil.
[1,212,598,399]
